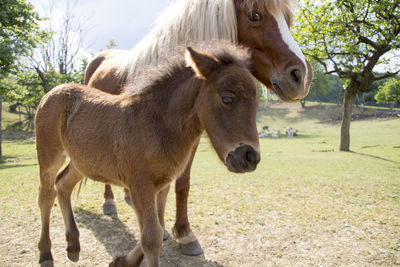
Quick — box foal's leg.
[125,186,169,240]
[103,184,118,215]
[157,185,170,241]
[110,181,163,267]
[55,162,84,262]
[37,150,66,266]
[173,143,203,256]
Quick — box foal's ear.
[185,47,219,79]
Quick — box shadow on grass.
[298,105,398,125]
[257,106,290,124]
[298,104,342,124]
[0,156,37,169]
[350,151,399,164]
[74,208,224,267]
[258,103,342,126]
[259,133,318,140]
[74,207,137,259]
[3,120,34,140]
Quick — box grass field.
[0,101,399,266]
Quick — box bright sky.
[27,0,399,73]
[29,0,175,53]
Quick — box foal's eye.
[248,11,263,23]
[221,91,236,105]
[222,96,233,104]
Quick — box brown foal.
[36,45,260,267]
[85,0,312,255]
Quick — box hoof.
[163,230,170,241]
[179,240,203,256]
[109,256,125,267]
[67,251,80,262]
[124,195,133,207]
[103,200,117,215]
[39,251,53,266]
[40,260,54,267]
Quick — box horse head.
[186,46,260,173]
[235,0,312,101]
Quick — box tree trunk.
[300,98,306,108]
[35,67,50,93]
[9,102,20,112]
[340,89,356,151]
[0,100,3,160]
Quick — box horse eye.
[221,95,234,104]
[221,90,236,105]
[248,11,263,22]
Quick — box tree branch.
[357,36,379,50]
[374,70,400,81]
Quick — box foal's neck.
[160,68,204,136]
[125,66,204,149]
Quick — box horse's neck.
[166,76,203,136]
[160,72,203,138]
[126,69,204,149]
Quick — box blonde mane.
[118,0,295,81]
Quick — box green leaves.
[294,0,400,81]
[375,78,400,104]
[0,66,85,118]
[0,0,43,76]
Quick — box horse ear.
[185,47,219,79]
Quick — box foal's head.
[186,46,260,173]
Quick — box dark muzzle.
[226,144,260,173]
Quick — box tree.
[362,78,387,106]
[2,0,88,122]
[1,70,48,119]
[30,0,86,93]
[0,0,43,160]
[294,0,400,151]
[105,39,118,50]
[0,0,43,76]
[375,78,400,112]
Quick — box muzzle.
[226,144,260,173]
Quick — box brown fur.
[83,50,126,85]
[36,45,260,267]
[84,0,312,254]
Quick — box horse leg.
[125,186,169,240]
[157,185,170,241]
[110,181,163,267]
[173,144,203,256]
[103,184,117,215]
[37,150,66,266]
[55,162,84,262]
[124,187,133,207]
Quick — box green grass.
[1,101,399,265]
[1,102,34,141]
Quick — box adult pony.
[36,44,260,267]
[85,0,312,256]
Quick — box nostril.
[290,69,302,85]
[245,150,260,165]
[245,151,255,164]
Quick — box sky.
[29,0,175,53]
[27,0,399,73]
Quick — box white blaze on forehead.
[273,12,308,78]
